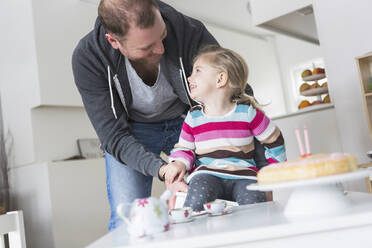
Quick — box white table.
[87,192,372,248]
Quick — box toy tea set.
[117,190,231,238]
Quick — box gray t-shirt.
[126,57,187,123]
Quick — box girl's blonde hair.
[194,45,262,110]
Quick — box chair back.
[0,211,26,248]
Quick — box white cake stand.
[247,170,370,220]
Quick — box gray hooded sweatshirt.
[71,1,219,177]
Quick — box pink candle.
[295,128,305,157]
[304,126,311,156]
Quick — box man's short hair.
[98,0,159,38]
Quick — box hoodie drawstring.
[107,65,118,119]
[108,58,193,120]
[179,57,202,106]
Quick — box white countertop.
[87,192,372,248]
[271,103,334,120]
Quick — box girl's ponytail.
[232,90,265,111]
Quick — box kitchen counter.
[271,103,334,120]
[87,192,372,248]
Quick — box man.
[72,0,219,231]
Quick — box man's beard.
[130,53,162,67]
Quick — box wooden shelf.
[356,52,372,60]
[356,55,372,92]
[356,53,372,142]
[359,163,372,168]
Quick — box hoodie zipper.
[107,65,129,120]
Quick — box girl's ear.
[216,72,228,88]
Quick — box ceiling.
[161,0,272,38]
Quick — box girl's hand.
[164,161,187,184]
[166,180,188,210]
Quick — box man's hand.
[166,181,188,210]
[164,161,187,184]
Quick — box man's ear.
[216,72,228,88]
[105,33,120,50]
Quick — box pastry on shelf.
[311,100,323,105]
[301,69,312,79]
[323,94,331,103]
[310,82,320,89]
[299,83,311,92]
[298,100,311,109]
[321,82,328,88]
[312,67,325,75]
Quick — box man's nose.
[153,40,164,55]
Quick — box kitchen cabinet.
[9,159,109,248]
[8,158,167,248]
[249,0,319,44]
[0,0,97,108]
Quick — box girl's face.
[187,56,220,102]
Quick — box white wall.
[0,1,41,166]
[313,0,372,163]
[206,24,287,117]
[273,107,342,160]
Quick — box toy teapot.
[117,190,171,238]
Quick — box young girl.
[164,45,286,211]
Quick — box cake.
[311,100,322,105]
[313,67,325,74]
[298,100,311,109]
[323,94,330,103]
[301,69,312,78]
[310,82,320,89]
[299,83,310,92]
[257,153,358,184]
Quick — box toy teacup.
[203,200,226,215]
[169,207,193,223]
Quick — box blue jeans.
[105,117,184,231]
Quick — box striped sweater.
[168,104,286,182]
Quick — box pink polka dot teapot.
[116,190,171,238]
